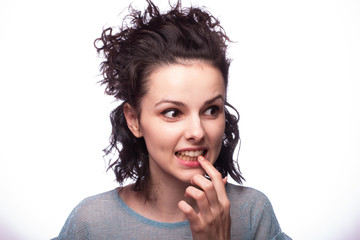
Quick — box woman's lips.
[175,150,207,167]
[175,150,207,161]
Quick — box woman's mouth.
[175,150,207,161]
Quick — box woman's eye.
[204,106,220,116]
[162,109,182,119]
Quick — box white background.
[1,0,359,239]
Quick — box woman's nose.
[184,115,205,142]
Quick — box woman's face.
[127,61,226,184]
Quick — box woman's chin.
[178,169,206,183]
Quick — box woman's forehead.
[141,62,225,106]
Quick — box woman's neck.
[121,176,197,223]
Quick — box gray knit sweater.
[57,184,291,240]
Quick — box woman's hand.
[178,156,231,240]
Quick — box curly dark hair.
[94,0,244,196]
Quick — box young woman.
[57,1,291,239]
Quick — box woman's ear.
[123,103,143,138]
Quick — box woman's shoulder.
[225,183,277,216]
[76,188,118,207]
[226,183,292,239]
[61,188,121,227]
[57,188,122,239]
[226,183,271,204]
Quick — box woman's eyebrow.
[155,95,223,107]
[204,95,224,105]
[155,99,185,107]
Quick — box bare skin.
[121,62,231,239]
[178,156,231,240]
[120,178,197,223]
[120,156,230,240]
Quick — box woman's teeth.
[176,150,204,161]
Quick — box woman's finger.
[178,200,202,229]
[197,156,228,202]
[184,185,213,219]
[190,174,219,209]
